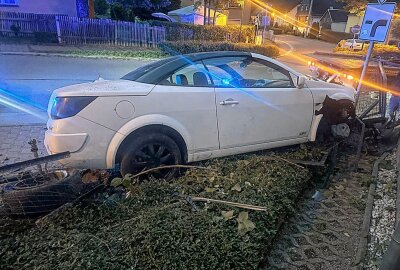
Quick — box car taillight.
[50,96,97,120]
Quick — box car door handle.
[220,99,239,106]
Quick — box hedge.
[148,20,256,43]
[319,29,353,44]
[0,147,324,270]
[160,41,281,58]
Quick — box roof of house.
[168,5,222,17]
[329,9,349,22]
[297,0,344,17]
[168,5,197,16]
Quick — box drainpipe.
[380,223,400,269]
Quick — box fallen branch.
[269,155,306,169]
[188,196,268,212]
[132,165,217,178]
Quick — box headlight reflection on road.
[0,88,47,121]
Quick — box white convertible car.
[45,51,355,179]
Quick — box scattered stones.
[365,153,397,269]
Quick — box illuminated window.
[0,0,19,6]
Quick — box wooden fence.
[0,11,57,37]
[0,11,166,47]
[56,16,166,47]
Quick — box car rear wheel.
[120,133,182,180]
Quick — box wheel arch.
[309,96,355,142]
[106,114,191,168]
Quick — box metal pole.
[380,223,400,270]
[355,41,375,106]
[304,0,314,38]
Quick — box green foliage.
[0,151,316,270]
[10,24,20,36]
[319,28,353,44]
[33,32,58,43]
[338,0,400,15]
[160,40,280,58]
[112,0,180,20]
[149,21,256,43]
[110,2,128,21]
[94,0,109,15]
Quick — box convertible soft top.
[122,51,251,85]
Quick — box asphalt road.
[0,55,151,125]
[276,35,336,74]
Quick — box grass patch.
[68,49,167,59]
[0,147,326,270]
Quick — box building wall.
[345,15,362,34]
[0,0,78,16]
[331,22,346,32]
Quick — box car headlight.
[50,96,97,120]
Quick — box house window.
[0,0,19,6]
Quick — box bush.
[149,20,255,43]
[33,32,58,43]
[0,150,320,269]
[319,29,353,44]
[160,41,280,58]
[270,28,283,35]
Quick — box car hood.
[306,79,355,103]
[52,79,154,97]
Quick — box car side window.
[203,57,293,88]
[159,62,212,87]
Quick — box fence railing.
[0,11,57,37]
[56,16,166,47]
[0,11,166,47]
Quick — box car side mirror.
[297,76,306,89]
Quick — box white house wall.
[331,22,346,32]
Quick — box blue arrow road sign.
[360,2,396,42]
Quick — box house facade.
[296,0,344,26]
[320,9,349,32]
[0,0,94,17]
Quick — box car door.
[150,61,219,154]
[203,56,314,149]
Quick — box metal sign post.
[355,2,396,105]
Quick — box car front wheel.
[120,133,182,180]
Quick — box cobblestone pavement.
[0,125,47,166]
[265,163,370,270]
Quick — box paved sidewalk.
[0,125,47,166]
[265,158,371,270]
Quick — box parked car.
[341,39,365,51]
[45,51,355,179]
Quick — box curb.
[353,152,389,269]
[313,51,365,60]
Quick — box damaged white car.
[45,51,355,179]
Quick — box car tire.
[1,172,84,217]
[120,133,182,180]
